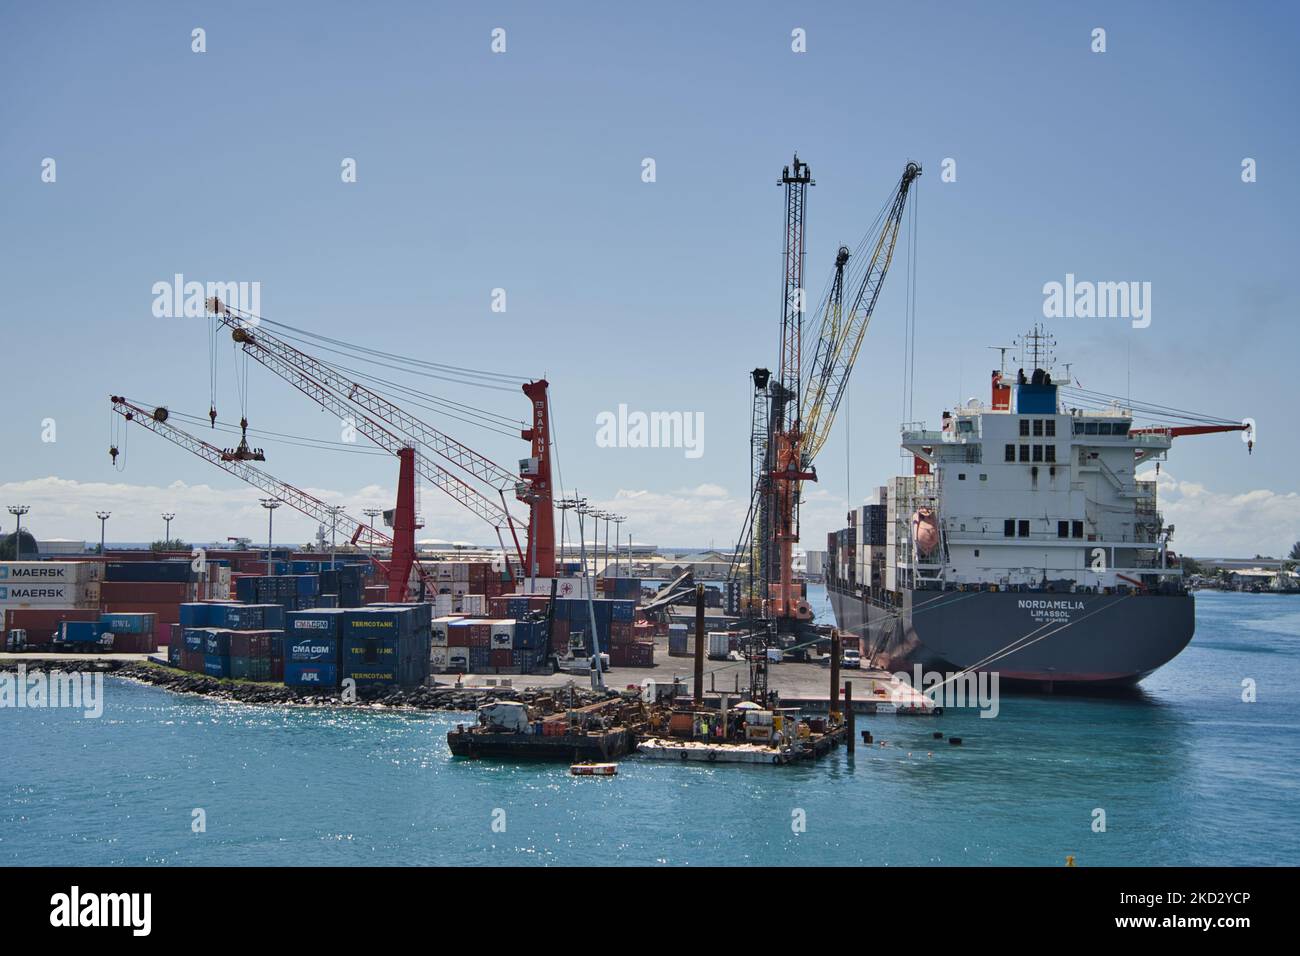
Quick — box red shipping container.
[100,580,192,603]
[490,648,512,667]
[5,607,99,630]
[469,623,491,647]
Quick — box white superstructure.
[874,363,1180,594]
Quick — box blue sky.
[2,1,1297,556]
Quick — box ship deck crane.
[204,299,553,577]
[1130,423,1252,446]
[109,396,422,599]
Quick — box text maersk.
[1017,600,1085,611]
[0,566,69,579]
[0,586,69,599]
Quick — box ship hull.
[828,583,1194,689]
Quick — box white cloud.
[0,475,487,547]
[1143,469,1300,558]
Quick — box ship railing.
[901,429,948,444]
[901,576,1184,596]
[945,529,1156,544]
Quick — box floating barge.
[638,721,847,765]
[447,696,642,761]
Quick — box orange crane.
[734,157,921,629]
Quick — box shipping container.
[100,612,157,635]
[285,662,338,687]
[105,560,193,583]
[60,620,102,643]
[203,655,231,678]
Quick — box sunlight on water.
[1,591,1296,866]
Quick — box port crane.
[203,298,556,579]
[733,157,921,632]
[109,395,422,599]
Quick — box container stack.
[98,611,158,652]
[282,607,349,688]
[427,560,511,614]
[340,606,430,688]
[176,602,286,680]
[432,615,548,675]
[101,559,228,634]
[2,561,101,645]
[598,576,642,600]
[548,597,638,659]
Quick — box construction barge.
[447,607,881,766]
[447,697,641,761]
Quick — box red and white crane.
[108,395,422,599]
[204,298,557,579]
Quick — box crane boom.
[206,305,527,570]
[107,396,419,595]
[801,161,921,463]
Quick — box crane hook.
[209,405,218,428]
[109,445,119,465]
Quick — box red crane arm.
[1130,424,1249,438]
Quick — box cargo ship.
[825,332,1247,690]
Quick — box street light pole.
[555,496,580,578]
[162,512,175,545]
[95,511,110,556]
[362,508,382,561]
[612,514,626,577]
[325,505,346,570]
[575,499,604,690]
[7,505,29,561]
[260,498,281,575]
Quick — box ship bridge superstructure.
[883,358,1181,593]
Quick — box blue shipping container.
[100,613,155,635]
[285,662,339,687]
[61,620,101,642]
[203,655,231,678]
[204,630,232,656]
[285,635,341,664]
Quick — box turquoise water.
[1,590,1297,866]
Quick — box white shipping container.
[706,631,731,659]
[0,561,99,584]
[430,647,449,668]
[431,615,462,645]
[462,594,486,614]
[490,619,515,649]
[0,580,96,607]
[452,562,470,582]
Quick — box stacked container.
[0,561,100,615]
[283,607,349,687]
[340,606,429,688]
